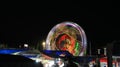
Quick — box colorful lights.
[45,21,87,56]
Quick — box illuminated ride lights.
[45,21,87,56]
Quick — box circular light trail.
[45,21,87,56]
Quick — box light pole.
[104,48,107,56]
[97,49,101,55]
[107,42,113,67]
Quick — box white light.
[42,42,45,45]
[42,41,46,49]
[24,44,28,48]
[35,59,42,63]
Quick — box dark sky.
[0,8,120,50]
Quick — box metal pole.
[107,43,113,67]
[89,42,92,56]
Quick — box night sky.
[0,8,120,51]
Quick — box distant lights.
[42,41,46,49]
[24,44,28,48]
[42,41,45,46]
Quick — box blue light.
[43,50,73,57]
[43,50,52,54]
[0,48,28,54]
